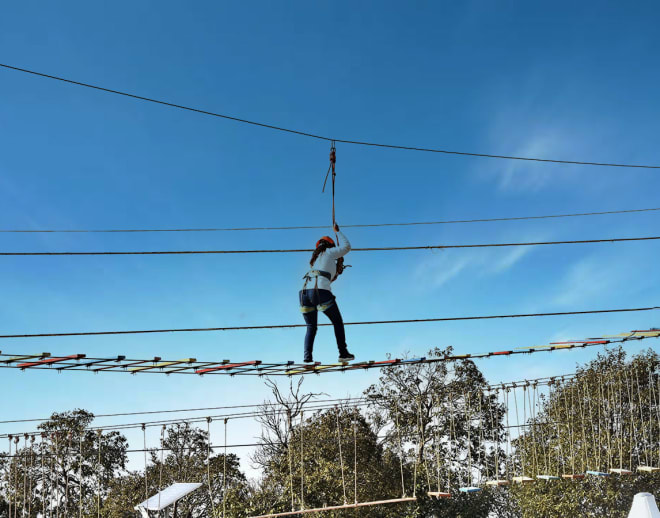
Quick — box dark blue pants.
[299,289,348,361]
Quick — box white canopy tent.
[628,493,660,518]
[134,482,203,517]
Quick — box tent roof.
[135,482,203,511]
[629,493,660,518]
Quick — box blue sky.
[1,1,659,475]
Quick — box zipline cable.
[1,63,658,169]
[1,305,656,339]
[3,235,660,256]
[3,206,660,233]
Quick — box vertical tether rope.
[223,418,228,518]
[79,434,83,518]
[465,391,473,487]
[28,436,35,517]
[96,431,101,518]
[142,424,148,501]
[206,418,218,517]
[65,432,72,512]
[300,409,304,510]
[13,436,19,518]
[335,407,348,504]
[512,386,523,476]
[158,425,165,515]
[287,410,294,512]
[353,408,358,505]
[23,435,27,518]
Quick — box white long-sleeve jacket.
[306,231,351,291]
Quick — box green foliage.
[2,409,127,517]
[366,348,506,517]
[252,407,409,517]
[102,423,250,517]
[510,347,660,517]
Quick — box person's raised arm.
[326,223,350,259]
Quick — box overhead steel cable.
[2,206,659,233]
[0,375,576,439]
[0,396,366,425]
[1,63,658,169]
[2,235,660,256]
[0,306,657,339]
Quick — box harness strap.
[300,269,336,313]
[301,269,332,290]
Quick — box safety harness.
[300,270,335,313]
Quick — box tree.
[1,409,127,517]
[509,347,660,517]
[102,422,249,517]
[365,348,506,518]
[252,406,407,518]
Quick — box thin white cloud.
[498,134,562,192]
[414,240,536,290]
[551,253,637,308]
[488,245,532,274]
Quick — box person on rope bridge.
[299,223,354,365]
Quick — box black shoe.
[338,352,355,363]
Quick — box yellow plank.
[130,359,194,372]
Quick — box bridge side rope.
[3,306,657,339]
[1,328,657,377]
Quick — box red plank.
[19,354,85,369]
[196,360,261,374]
[491,350,513,356]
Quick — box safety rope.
[322,141,337,228]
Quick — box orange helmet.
[316,236,335,248]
